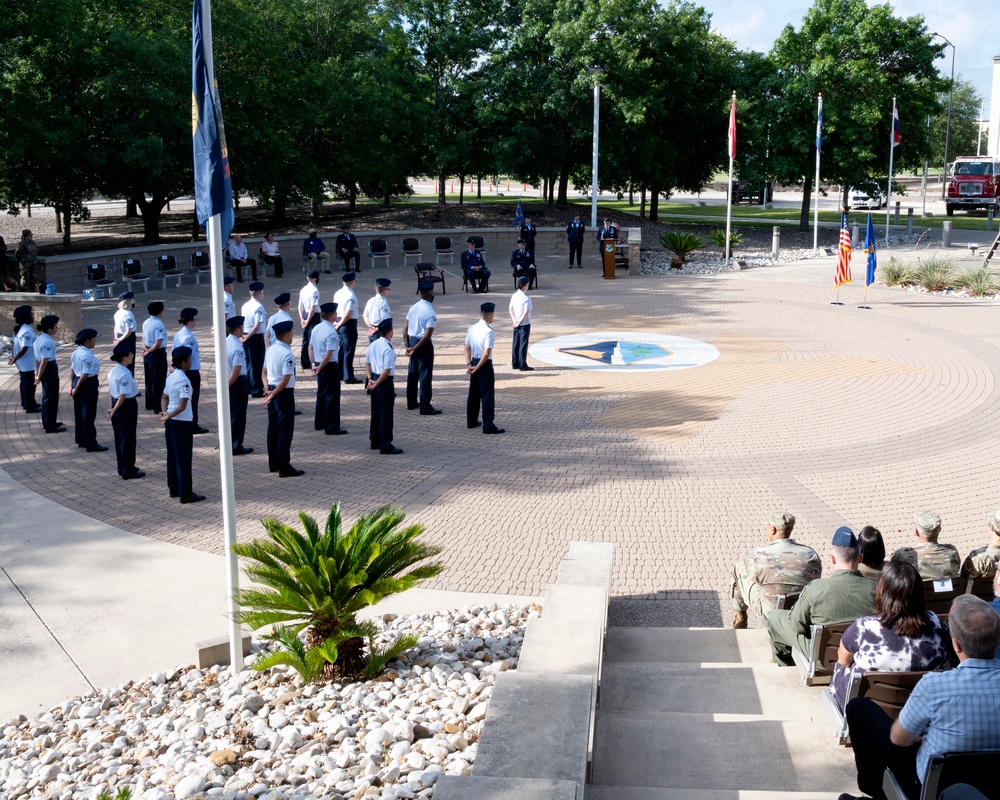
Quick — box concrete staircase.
[589,626,859,800]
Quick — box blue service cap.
[417,281,435,292]
[517,276,530,286]
[118,291,134,301]
[172,345,192,361]
[272,319,294,335]
[226,315,245,330]
[39,314,59,329]
[13,304,32,318]
[75,328,98,344]
[249,281,265,291]
[223,275,235,285]
[112,341,132,359]
[147,301,164,316]
[832,526,858,547]
[273,292,291,305]
[377,318,393,334]
[308,270,320,280]
[480,302,495,313]
[180,307,198,319]
[375,278,391,288]
[320,302,338,314]
[342,271,356,282]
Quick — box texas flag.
[891,100,901,148]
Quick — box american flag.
[835,210,852,287]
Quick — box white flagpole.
[813,94,822,251]
[725,92,735,263]
[200,0,242,676]
[885,96,897,243]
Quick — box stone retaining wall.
[0,293,82,344]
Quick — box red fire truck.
[945,156,1000,216]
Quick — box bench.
[823,669,928,745]
[791,620,850,686]
[414,263,445,295]
[884,750,1000,800]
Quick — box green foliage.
[878,258,911,286]
[95,788,133,800]
[954,266,998,297]
[912,256,955,292]
[233,503,442,682]
[930,77,984,163]
[660,231,703,263]
[707,230,744,251]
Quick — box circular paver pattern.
[529,331,720,372]
[4,252,1000,609]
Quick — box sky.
[695,0,998,117]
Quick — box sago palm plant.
[660,231,704,269]
[232,502,443,682]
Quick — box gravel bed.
[1,603,541,800]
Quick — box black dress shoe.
[420,409,442,416]
[278,467,305,477]
[44,426,67,433]
[370,443,380,450]
[380,446,404,455]
[483,427,505,435]
[467,421,481,429]
[193,425,210,434]
[232,446,254,455]
[325,429,348,435]
[519,366,535,371]
[294,410,302,416]
[123,470,145,480]
[345,378,361,385]
[179,493,206,504]
[169,491,178,498]
[407,405,419,410]
[86,444,109,452]
[251,392,264,398]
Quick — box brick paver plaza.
[4,254,999,612]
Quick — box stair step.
[604,627,773,665]
[590,788,849,800]
[590,715,856,793]
[598,662,822,720]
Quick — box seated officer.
[460,239,490,293]
[961,509,1000,579]
[510,239,536,289]
[891,511,961,580]
[766,526,877,666]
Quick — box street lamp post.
[589,67,606,229]
[931,33,955,201]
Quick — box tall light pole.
[589,67,606,229]
[931,33,955,201]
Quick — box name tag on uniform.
[932,579,953,593]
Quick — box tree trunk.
[437,165,446,205]
[840,184,849,211]
[649,186,659,222]
[140,204,164,244]
[383,190,391,207]
[557,168,569,207]
[349,184,357,213]
[542,178,548,202]
[798,176,812,231]
[640,187,646,220]
[548,177,555,205]
[459,174,465,205]
[311,198,321,229]
[273,192,287,225]
[476,176,481,199]
[55,210,62,234]
[126,197,137,218]
[629,183,634,206]
[61,202,72,254]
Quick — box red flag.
[835,210,853,287]
[728,94,736,159]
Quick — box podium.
[601,237,617,280]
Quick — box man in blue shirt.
[843,595,1000,800]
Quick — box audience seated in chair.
[891,511,961,580]
[460,239,490,293]
[228,234,257,282]
[303,230,331,272]
[960,509,1000,579]
[260,233,284,278]
[858,526,887,580]
[510,238,536,289]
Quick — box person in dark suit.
[519,215,538,256]
[335,224,361,272]
[511,240,537,290]
[566,212,586,267]
[596,217,620,261]
[460,239,490,293]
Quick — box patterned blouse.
[830,611,950,710]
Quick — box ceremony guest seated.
[461,239,490,293]
[767,526,877,666]
[843,595,1000,800]
[335,224,361,272]
[228,234,257,282]
[891,511,961,580]
[510,239,537,289]
[730,511,821,628]
[303,230,331,272]
[961,509,1000,578]
[830,560,951,712]
[260,233,284,278]
[857,525,886,580]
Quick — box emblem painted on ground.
[529,332,720,372]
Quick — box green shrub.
[233,503,443,682]
[659,231,704,268]
[706,229,744,253]
[955,266,999,297]
[95,789,132,800]
[912,256,955,292]
[878,257,911,287]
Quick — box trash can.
[601,238,617,280]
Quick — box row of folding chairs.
[84,252,247,297]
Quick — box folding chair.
[84,263,116,299]
[369,239,389,269]
[156,255,184,289]
[121,258,150,292]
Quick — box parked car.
[849,186,884,209]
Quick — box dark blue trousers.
[845,697,920,800]
[73,375,100,449]
[228,376,249,450]
[338,320,358,381]
[465,268,490,292]
[18,370,38,412]
[467,360,495,429]
[512,324,531,369]
[369,377,395,451]
[267,386,295,473]
[188,369,201,425]
[164,418,193,498]
[144,348,167,412]
[301,317,319,371]
[39,363,59,431]
[111,396,138,477]
[569,239,583,266]
[246,334,265,396]
[314,364,341,433]
[406,336,434,411]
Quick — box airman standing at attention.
[173,307,208,434]
[70,328,107,452]
[223,275,237,320]
[310,302,347,436]
[891,512,961,580]
[9,305,40,415]
[240,281,267,397]
[262,319,304,477]
[465,302,504,435]
[298,270,321,371]
[226,315,253,457]
[266,292,293,347]
[366,318,402,455]
[112,292,138,374]
[334,271,360,383]
[363,278,391,343]
[731,512,821,628]
[405,281,440,416]
[106,341,144,480]
[33,314,64,433]
[159,346,204,503]
[142,301,168,413]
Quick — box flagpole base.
[830,302,845,305]
[857,305,872,310]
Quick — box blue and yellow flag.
[192,0,234,242]
[864,212,877,287]
[513,199,524,229]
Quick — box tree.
[769,0,946,227]
[232,503,443,681]
[929,76,984,164]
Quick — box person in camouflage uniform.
[14,229,38,292]
[890,511,961,580]
[960,509,1000,579]
[731,511,821,628]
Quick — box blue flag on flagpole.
[192,0,234,242]
[513,199,524,229]
[864,212,877,287]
